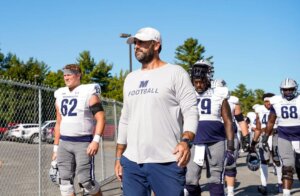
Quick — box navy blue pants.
[120,156,186,196]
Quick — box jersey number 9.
[198,98,211,114]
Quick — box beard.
[135,46,155,64]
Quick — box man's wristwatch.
[181,138,193,148]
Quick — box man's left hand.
[87,141,99,156]
[173,142,191,167]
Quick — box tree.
[103,70,128,102]
[231,84,265,114]
[175,38,213,71]
[44,70,65,88]
[0,52,50,84]
[77,50,96,84]
[24,57,50,83]
[90,60,113,93]
[254,89,265,105]
[76,51,113,92]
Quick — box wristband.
[227,140,235,151]
[93,134,101,143]
[115,157,121,161]
[181,138,193,148]
[262,134,269,143]
[53,145,58,152]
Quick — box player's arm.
[52,103,61,160]
[222,99,234,143]
[235,104,251,151]
[249,113,263,152]
[252,114,262,142]
[265,112,276,137]
[87,94,105,156]
[258,111,277,152]
[90,95,105,137]
[222,99,236,166]
[234,104,248,136]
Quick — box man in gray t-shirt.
[114,27,199,196]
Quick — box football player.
[263,78,300,196]
[252,93,283,195]
[184,61,235,196]
[211,79,251,196]
[52,64,105,196]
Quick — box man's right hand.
[114,159,123,182]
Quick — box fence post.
[113,101,118,142]
[38,87,42,196]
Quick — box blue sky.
[0,0,299,94]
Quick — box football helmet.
[191,60,214,93]
[191,59,214,80]
[280,78,298,101]
[211,79,226,88]
[49,160,60,186]
[246,151,260,171]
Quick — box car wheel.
[11,136,18,142]
[30,133,39,144]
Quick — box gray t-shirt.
[117,63,199,164]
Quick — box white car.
[6,124,39,142]
[7,120,56,144]
[21,120,56,144]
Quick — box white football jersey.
[197,87,229,121]
[255,105,278,129]
[228,95,240,131]
[228,95,239,117]
[54,84,101,136]
[270,95,300,127]
[247,111,257,129]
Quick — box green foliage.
[90,60,113,93]
[103,70,128,102]
[0,51,50,84]
[0,84,38,124]
[76,51,113,92]
[175,38,213,71]
[44,70,65,88]
[231,84,264,114]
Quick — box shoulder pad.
[254,105,264,113]
[213,87,229,99]
[269,95,281,104]
[252,104,261,110]
[228,96,239,104]
[247,112,256,119]
[297,95,300,104]
[54,87,66,98]
[83,83,101,95]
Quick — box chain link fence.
[0,77,122,196]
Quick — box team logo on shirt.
[128,80,159,96]
[139,80,149,88]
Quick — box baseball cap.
[127,27,162,44]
